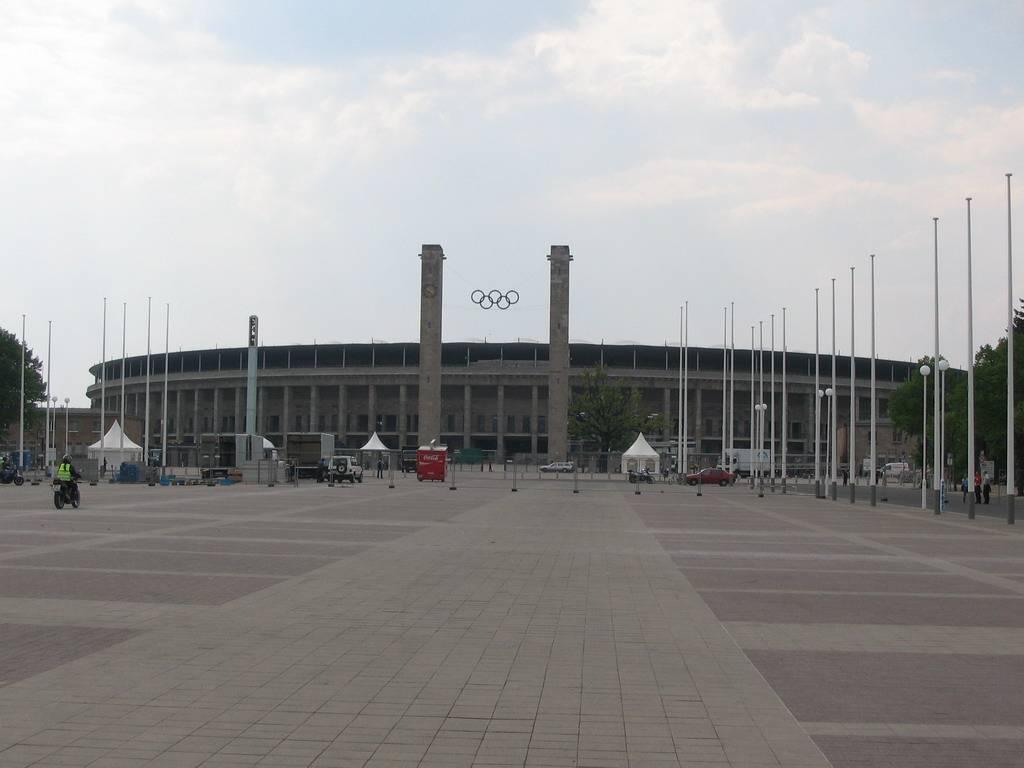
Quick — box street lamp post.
[50,395,57,469]
[817,389,825,498]
[920,365,931,509]
[824,388,834,495]
[755,403,767,497]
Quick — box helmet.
[62,454,71,463]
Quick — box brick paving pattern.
[0,475,1019,766]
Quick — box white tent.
[621,432,659,473]
[87,420,144,466]
[359,432,390,451]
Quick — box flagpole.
[814,288,821,498]
[1006,174,1015,524]
[19,315,25,470]
[721,307,727,470]
[162,304,170,469]
[870,255,877,506]
[677,305,683,477]
[729,301,735,475]
[145,297,152,472]
[967,199,976,518]
[770,313,776,489]
[46,320,52,475]
[831,278,837,500]
[933,218,941,514]
[781,307,787,492]
[850,266,856,503]
[682,302,689,476]
[120,302,126,465]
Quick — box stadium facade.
[84,245,916,469]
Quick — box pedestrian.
[961,475,968,503]
[376,458,384,478]
[842,468,848,486]
[983,471,992,504]
[974,471,983,504]
[101,458,107,478]
[316,457,325,483]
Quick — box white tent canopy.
[87,420,144,466]
[359,432,390,451]
[621,432,659,473]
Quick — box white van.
[882,462,910,479]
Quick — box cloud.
[557,157,899,218]
[930,68,977,85]
[521,0,818,110]
[852,99,1024,168]
[770,30,870,98]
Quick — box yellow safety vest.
[57,462,73,481]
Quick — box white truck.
[724,448,772,478]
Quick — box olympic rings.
[471,289,520,310]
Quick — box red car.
[686,468,735,486]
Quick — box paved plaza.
[0,472,1021,767]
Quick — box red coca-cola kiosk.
[416,445,447,482]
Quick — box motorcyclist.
[56,454,82,497]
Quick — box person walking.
[376,458,384,479]
[982,471,992,504]
[961,475,968,503]
[974,471,983,504]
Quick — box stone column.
[212,388,220,434]
[417,244,444,444]
[368,384,377,436]
[235,387,244,435]
[663,387,672,444]
[282,385,291,435]
[398,383,408,447]
[463,384,472,449]
[337,384,347,444]
[531,385,539,455]
[547,245,573,460]
[497,384,505,460]
[310,385,318,433]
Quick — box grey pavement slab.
[0,474,1019,767]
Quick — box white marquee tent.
[621,432,659,473]
[87,420,144,466]
[359,432,390,452]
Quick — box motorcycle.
[51,480,81,509]
[0,467,25,486]
[627,469,655,484]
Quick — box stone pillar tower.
[418,245,444,445]
[547,245,572,460]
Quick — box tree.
[568,364,669,453]
[0,327,47,436]
[887,307,1024,494]
[887,357,937,467]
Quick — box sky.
[2,0,1023,406]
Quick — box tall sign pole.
[246,315,258,437]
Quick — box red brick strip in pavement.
[0,623,140,686]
